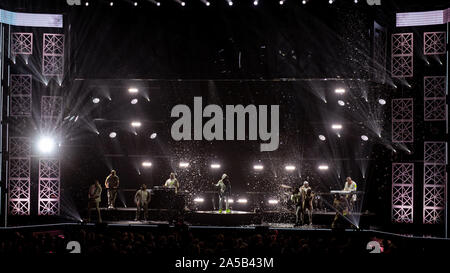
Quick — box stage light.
[181,1,186,6]
[279,0,284,5]
[302,0,307,4]
[227,1,233,6]
[131,121,142,127]
[354,0,358,3]
[318,135,326,141]
[131,98,138,104]
[268,199,279,205]
[331,124,342,130]
[237,198,247,204]
[335,88,345,94]
[142,161,152,167]
[378,99,386,105]
[361,135,368,141]
[179,162,189,168]
[92,97,100,104]
[150,132,157,139]
[285,165,296,171]
[318,165,329,170]
[337,100,345,106]
[253,0,258,5]
[193,197,204,203]
[85,2,89,6]
[109,132,117,138]
[134,2,138,6]
[253,164,264,170]
[211,164,221,169]
[157,2,161,5]
[110,2,114,6]
[329,0,334,4]
[38,136,56,154]
[128,87,139,93]
[228,198,234,204]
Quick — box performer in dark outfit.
[87,180,102,223]
[105,170,119,209]
[290,187,303,226]
[213,173,231,213]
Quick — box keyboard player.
[343,177,357,211]
[164,172,180,194]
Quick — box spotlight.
[302,0,307,4]
[361,135,368,141]
[181,1,186,6]
[142,161,152,167]
[337,100,345,106]
[253,0,258,5]
[85,2,89,6]
[109,132,117,138]
[150,132,157,139]
[329,0,334,4]
[228,198,234,204]
[134,2,138,6]
[318,165,329,170]
[179,162,190,168]
[228,1,233,6]
[110,2,114,6]
[318,135,326,141]
[128,87,139,93]
[237,198,247,204]
[157,2,161,6]
[131,121,142,127]
[193,197,204,203]
[354,0,358,3]
[92,97,100,104]
[38,136,56,154]
[268,199,279,205]
[335,88,346,94]
[279,0,284,5]
[331,124,342,130]
[131,98,138,104]
[253,164,264,170]
[205,1,210,6]
[378,99,386,105]
[211,164,221,169]
[285,165,296,171]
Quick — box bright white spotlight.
[335,88,345,94]
[179,162,190,168]
[268,199,279,205]
[285,165,296,171]
[131,121,142,127]
[331,124,342,130]
[92,97,100,104]
[329,0,334,4]
[361,135,368,141]
[157,2,161,6]
[211,164,221,169]
[337,100,345,106]
[302,0,307,4]
[142,161,152,167]
[253,164,264,170]
[134,2,138,6]
[228,1,233,6]
[85,2,89,6]
[279,0,284,5]
[237,198,247,204]
[205,1,210,6]
[110,2,114,6]
[378,99,386,105]
[38,137,56,154]
[128,87,139,93]
[253,0,258,5]
[318,165,329,170]
[181,1,186,6]
[228,198,234,204]
[150,132,157,139]
[193,197,204,203]
[109,132,117,138]
[131,98,138,104]
[318,135,326,141]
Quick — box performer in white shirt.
[213,173,231,214]
[135,184,151,221]
[343,177,357,212]
[164,172,180,193]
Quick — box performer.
[164,172,180,193]
[302,187,314,226]
[135,184,151,221]
[290,187,303,226]
[105,170,120,209]
[212,173,231,214]
[87,180,102,223]
[343,177,357,212]
[331,194,348,229]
